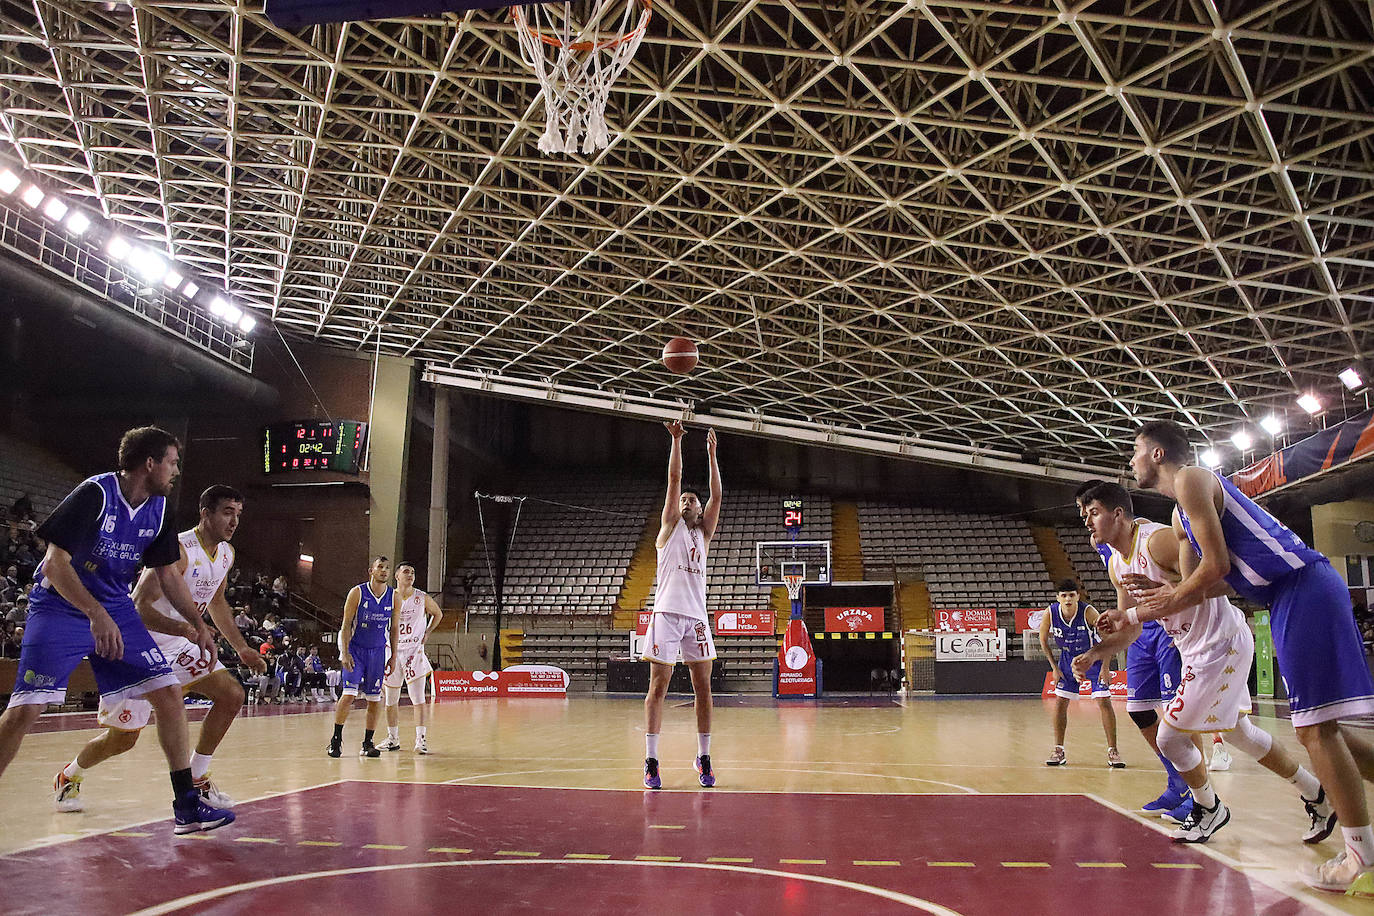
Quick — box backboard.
[757,540,831,586]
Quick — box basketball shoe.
[1106,747,1125,769]
[173,791,235,835]
[1045,746,1066,766]
[1162,792,1194,824]
[695,755,715,788]
[1302,850,1373,892]
[377,737,402,752]
[415,736,429,755]
[53,770,83,813]
[644,758,661,790]
[1209,744,1233,772]
[1301,788,1338,844]
[359,741,381,758]
[195,773,234,808]
[1141,787,1187,814]
[326,738,342,758]
[1171,798,1230,843]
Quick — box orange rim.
[512,0,652,53]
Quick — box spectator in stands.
[262,612,284,641]
[225,568,248,604]
[7,495,36,535]
[0,566,18,604]
[233,605,255,634]
[251,574,273,614]
[253,649,283,703]
[461,573,477,608]
[278,645,304,699]
[271,573,290,609]
[1,622,18,658]
[6,595,28,627]
[302,647,328,701]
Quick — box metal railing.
[0,203,253,371]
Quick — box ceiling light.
[209,295,229,317]
[1230,431,1252,451]
[182,280,199,298]
[299,554,314,563]
[223,303,243,325]
[20,185,43,208]
[238,313,257,333]
[1200,448,1222,469]
[65,210,90,235]
[0,170,19,194]
[163,268,183,290]
[43,196,68,221]
[1260,414,1283,436]
[106,235,131,260]
[129,248,166,283]
[1297,393,1322,415]
[1339,367,1363,391]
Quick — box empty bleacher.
[1055,523,1115,607]
[0,432,83,520]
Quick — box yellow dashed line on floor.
[299,841,343,847]
[110,832,152,838]
[427,847,472,854]
[927,862,975,868]
[363,844,407,850]
[780,859,826,865]
[649,824,685,830]
[707,857,754,864]
[234,837,280,844]
[1152,863,1203,870]
[853,860,900,867]
[495,850,541,857]
[564,853,611,860]
[636,855,681,862]
[1076,862,1126,868]
[1001,862,1050,868]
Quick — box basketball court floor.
[0,695,1367,914]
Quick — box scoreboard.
[783,497,803,530]
[263,420,368,474]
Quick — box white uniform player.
[380,563,442,753]
[98,530,232,731]
[642,517,716,665]
[1108,521,1251,734]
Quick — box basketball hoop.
[782,573,804,603]
[512,0,651,155]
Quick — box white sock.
[1343,826,1374,867]
[1192,781,1217,808]
[646,733,660,760]
[1287,765,1322,800]
[63,758,84,780]
[415,726,426,740]
[190,753,213,780]
[697,733,711,757]
[388,726,399,741]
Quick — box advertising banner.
[714,610,775,635]
[935,608,996,631]
[934,629,1007,661]
[1232,408,1374,498]
[776,618,819,696]
[434,666,569,699]
[1014,607,1046,632]
[824,606,884,632]
[1041,670,1129,698]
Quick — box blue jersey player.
[328,556,398,758]
[1036,578,1120,767]
[1128,419,1374,892]
[1073,479,1194,820]
[0,427,234,833]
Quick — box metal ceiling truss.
[1,0,1369,468]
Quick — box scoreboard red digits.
[263,420,369,474]
[783,497,803,531]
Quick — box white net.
[783,574,804,602]
[512,0,651,155]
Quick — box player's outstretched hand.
[238,646,268,674]
[706,427,717,456]
[90,610,123,660]
[664,420,685,439]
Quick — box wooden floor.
[0,694,1369,914]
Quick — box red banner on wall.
[935,608,996,631]
[714,610,774,635]
[635,611,652,636]
[1233,407,1374,498]
[825,606,884,632]
[434,667,569,699]
[1041,670,1128,699]
[1015,607,1046,632]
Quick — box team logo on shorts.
[119,710,132,724]
[23,669,56,688]
[694,622,707,642]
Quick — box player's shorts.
[97,634,226,731]
[383,643,433,690]
[5,597,179,710]
[1268,560,1374,727]
[641,611,716,665]
[1165,624,1254,732]
[341,643,387,701]
[1055,656,1110,699]
[383,673,429,708]
[1125,621,1183,712]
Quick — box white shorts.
[1164,626,1254,733]
[640,611,715,665]
[383,644,433,689]
[97,636,225,732]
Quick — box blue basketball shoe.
[174,791,236,835]
[1141,785,1187,814]
[695,755,715,788]
[1162,792,1194,825]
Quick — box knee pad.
[1225,716,1273,759]
[382,684,401,708]
[1128,708,1159,731]
[1157,723,1204,772]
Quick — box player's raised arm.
[699,428,722,542]
[338,586,361,670]
[658,420,686,548]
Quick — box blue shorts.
[1126,621,1183,712]
[1268,560,1374,727]
[6,596,179,709]
[1056,657,1109,699]
[341,644,386,701]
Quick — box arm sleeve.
[34,482,104,553]
[142,517,181,568]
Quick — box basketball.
[662,337,698,374]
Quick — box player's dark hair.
[199,484,243,514]
[396,561,416,573]
[681,487,706,504]
[118,426,181,472]
[371,555,389,568]
[1055,577,1080,593]
[1136,420,1192,465]
[1073,479,1105,501]
[1082,481,1132,516]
